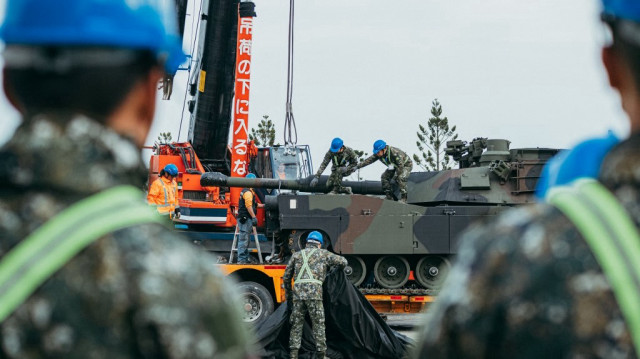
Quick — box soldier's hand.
[310,176,319,187]
[251,217,258,226]
[337,166,348,175]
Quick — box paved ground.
[385,313,425,341]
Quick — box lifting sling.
[0,185,164,322]
[548,178,640,352]
[295,248,322,285]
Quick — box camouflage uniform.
[0,115,252,359]
[283,243,347,357]
[413,134,640,358]
[315,146,358,194]
[358,146,413,200]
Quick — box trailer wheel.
[238,281,274,326]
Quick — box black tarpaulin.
[254,268,414,359]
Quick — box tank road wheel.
[344,255,366,287]
[373,256,410,289]
[291,230,328,252]
[238,281,274,326]
[415,256,451,290]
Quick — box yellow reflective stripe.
[295,248,322,285]
[0,185,164,322]
[547,178,640,352]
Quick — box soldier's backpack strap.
[547,178,640,352]
[296,248,322,285]
[0,185,165,322]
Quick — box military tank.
[202,138,559,292]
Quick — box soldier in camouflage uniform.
[0,1,252,358]
[413,1,640,358]
[310,137,358,194]
[283,231,347,359]
[357,139,413,202]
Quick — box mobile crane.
[148,0,315,325]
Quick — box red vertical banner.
[230,9,254,208]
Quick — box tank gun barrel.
[200,172,384,195]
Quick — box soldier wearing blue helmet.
[0,0,251,358]
[414,1,640,358]
[356,139,413,203]
[283,231,347,359]
[310,137,359,194]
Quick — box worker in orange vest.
[147,164,179,217]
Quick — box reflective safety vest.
[148,177,178,216]
[332,153,347,167]
[0,185,165,322]
[295,248,323,285]
[547,178,640,352]
[379,146,392,166]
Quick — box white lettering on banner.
[235,139,247,155]
[233,160,247,175]
[235,99,249,114]
[240,18,253,35]
[237,60,251,75]
[234,118,248,135]
[238,78,250,95]
[238,39,252,55]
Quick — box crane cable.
[178,0,204,141]
[283,0,298,147]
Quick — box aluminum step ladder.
[229,224,263,264]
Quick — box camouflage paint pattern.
[202,140,559,289]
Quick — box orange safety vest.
[147,177,178,215]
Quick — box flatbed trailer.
[217,263,437,325]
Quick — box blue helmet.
[330,138,344,153]
[601,0,640,22]
[246,173,257,179]
[373,140,387,154]
[0,0,186,74]
[307,231,324,246]
[163,164,178,177]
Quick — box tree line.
[250,98,459,173]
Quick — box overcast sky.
[0,0,628,180]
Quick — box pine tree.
[413,99,458,171]
[249,115,277,146]
[353,150,369,181]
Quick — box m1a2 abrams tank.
[202,138,559,293]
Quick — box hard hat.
[330,138,344,153]
[164,164,178,177]
[373,140,387,154]
[601,0,640,22]
[0,0,186,74]
[307,231,324,246]
[246,173,257,179]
